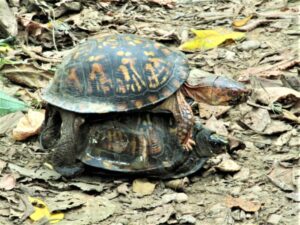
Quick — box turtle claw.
[183,138,196,151]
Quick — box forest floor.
[0,0,299,224]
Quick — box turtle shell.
[77,113,227,178]
[42,34,189,113]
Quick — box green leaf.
[0,91,28,116]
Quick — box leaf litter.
[0,0,299,224]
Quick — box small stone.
[238,40,261,51]
[233,167,250,181]
[231,209,242,221]
[230,186,242,197]
[162,193,188,203]
[162,193,177,203]
[216,157,241,172]
[175,193,188,203]
[179,215,196,224]
[267,214,282,225]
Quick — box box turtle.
[41,112,228,178]
[41,34,249,176]
[42,34,248,149]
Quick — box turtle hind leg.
[153,91,195,151]
[50,109,85,177]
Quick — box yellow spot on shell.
[88,56,95,62]
[131,84,135,92]
[124,36,132,41]
[154,43,163,49]
[133,39,142,44]
[171,79,180,87]
[117,51,125,56]
[144,51,155,56]
[148,95,158,103]
[128,41,136,46]
[118,65,130,81]
[162,89,172,97]
[134,100,144,108]
[117,103,128,110]
[162,48,171,55]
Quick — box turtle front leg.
[153,91,195,151]
[50,109,85,177]
[40,106,61,149]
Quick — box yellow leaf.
[179,28,245,51]
[191,28,220,38]
[0,45,13,53]
[232,15,253,27]
[28,197,64,224]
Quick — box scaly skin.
[153,91,195,151]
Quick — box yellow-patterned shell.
[42,34,189,113]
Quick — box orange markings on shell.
[162,88,172,97]
[116,78,127,94]
[68,68,82,91]
[148,95,158,103]
[171,79,181,88]
[148,58,161,67]
[134,100,144,108]
[90,63,112,94]
[117,103,128,111]
[118,65,130,82]
[161,48,171,56]
[145,63,160,89]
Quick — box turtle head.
[182,75,250,106]
[193,121,228,157]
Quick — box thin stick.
[21,44,61,63]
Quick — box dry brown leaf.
[0,174,16,190]
[252,87,300,106]
[0,0,18,37]
[132,179,156,196]
[1,64,53,89]
[205,116,228,136]
[147,0,175,8]
[12,109,45,141]
[0,160,7,174]
[225,196,261,212]
[233,19,271,32]
[232,15,253,27]
[242,108,271,132]
[268,162,295,192]
[18,13,48,36]
[199,103,232,119]
[238,58,299,82]
[145,204,175,225]
[117,183,130,195]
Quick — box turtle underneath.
[40,112,228,178]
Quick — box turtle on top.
[40,34,249,177]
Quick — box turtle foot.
[54,162,85,177]
[182,138,196,151]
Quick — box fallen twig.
[247,100,300,124]
[21,44,62,63]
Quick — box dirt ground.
[0,0,299,224]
